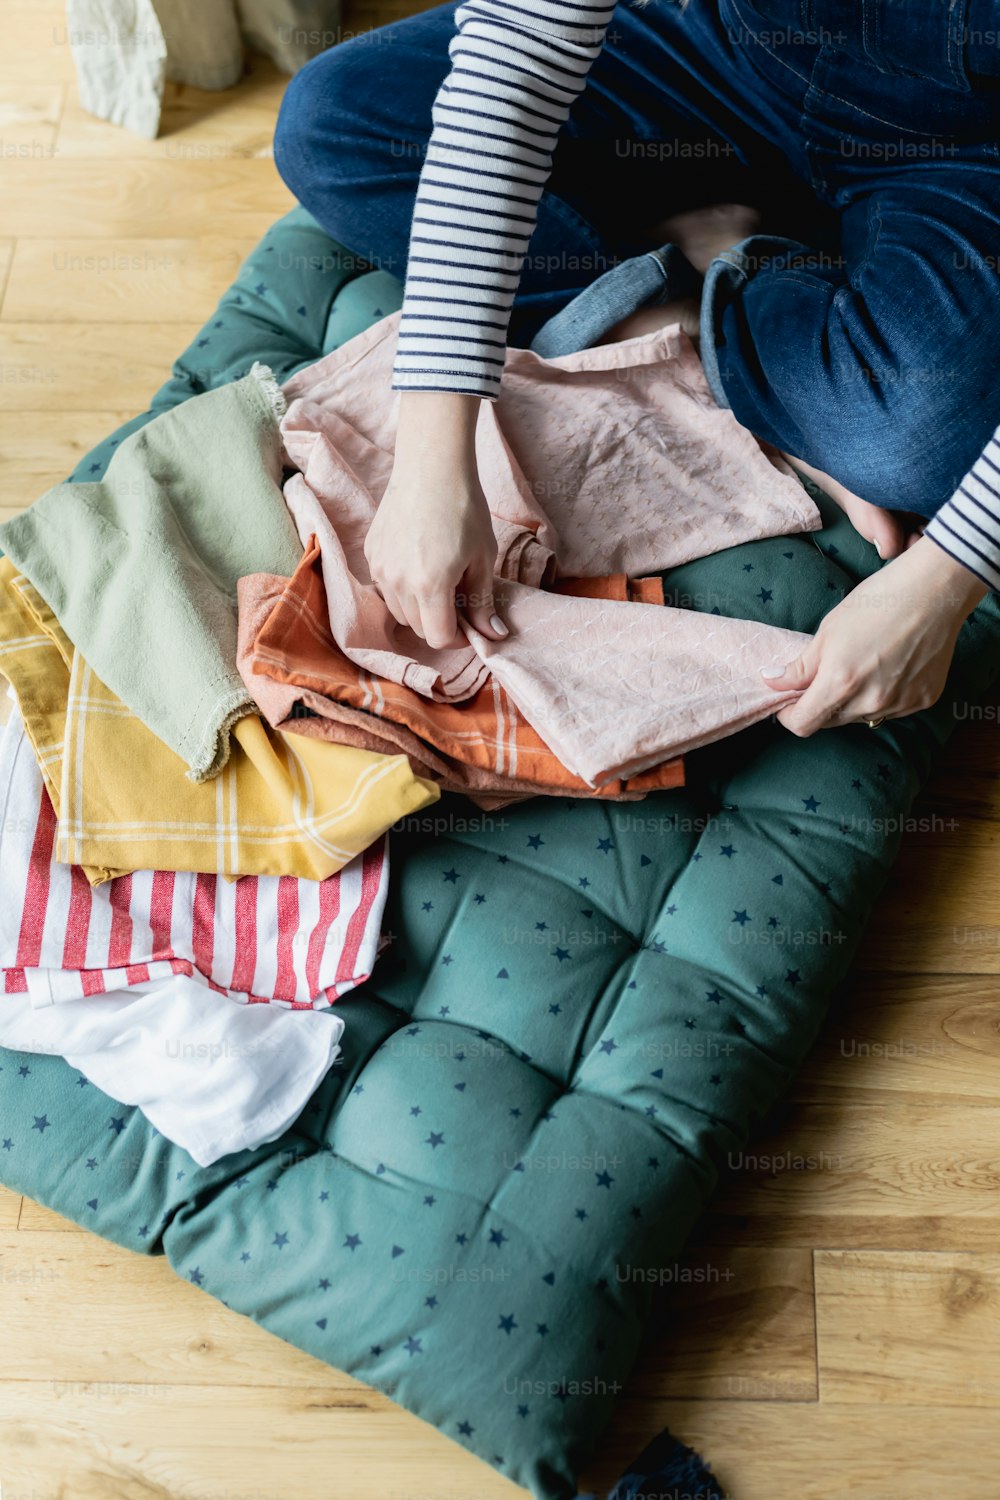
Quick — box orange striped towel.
[237,537,685,808]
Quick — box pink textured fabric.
[467,581,810,785]
[279,316,819,675]
[237,554,684,806]
[267,315,819,786]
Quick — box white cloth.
[0,706,348,1164]
[0,975,343,1166]
[66,0,169,139]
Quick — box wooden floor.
[3,4,1000,1496]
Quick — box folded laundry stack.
[239,546,688,806]
[0,315,819,1164]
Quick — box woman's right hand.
[365,391,508,650]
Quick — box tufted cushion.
[2,208,999,1499]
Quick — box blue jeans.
[274,0,1000,518]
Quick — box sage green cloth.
[0,364,304,781]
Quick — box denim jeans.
[274,0,1000,517]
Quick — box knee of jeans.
[274,40,381,201]
[809,391,982,516]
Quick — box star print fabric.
[0,970,343,1168]
[3,203,1000,1500]
[0,706,353,1162]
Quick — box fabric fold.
[276,313,821,709]
[0,558,438,883]
[0,707,352,1167]
[0,702,389,1008]
[464,580,812,787]
[235,316,818,786]
[0,977,345,1167]
[238,540,686,805]
[0,366,304,782]
[239,542,808,794]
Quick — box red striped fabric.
[15,783,56,969]
[337,840,386,983]
[230,875,259,997]
[0,714,390,1010]
[306,872,341,997]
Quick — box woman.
[274,0,999,735]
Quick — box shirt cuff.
[924,439,1000,593]
[391,367,501,399]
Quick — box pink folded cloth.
[237,554,686,806]
[279,316,819,662]
[256,314,818,786]
[466,580,811,786]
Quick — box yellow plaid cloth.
[0,560,438,884]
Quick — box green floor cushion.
[3,209,999,1500]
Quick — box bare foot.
[649,203,762,274]
[780,450,922,560]
[597,295,701,346]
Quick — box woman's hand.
[365,391,508,649]
[761,536,989,736]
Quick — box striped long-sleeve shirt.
[391,0,616,397]
[925,427,1000,593]
[390,0,1000,590]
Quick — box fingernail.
[490,614,508,638]
[869,536,883,558]
[760,665,785,679]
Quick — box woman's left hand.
[761,536,989,737]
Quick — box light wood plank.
[850,717,1000,973]
[638,1247,816,1401]
[0,322,200,409]
[0,410,132,502]
[0,158,294,237]
[3,2,1000,1497]
[816,1250,1000,1407]
[0,1184,21,1230]
[0,13,77,84]
[16,1197,86,1232]
[0,238,13,315]
[0,1231,348,1387]
[0,1381,526,1499]
[855,833,1000,971]
[792,974,1000,1102]
[0,83,63,151]
[2,238,257,323]
[705,1102,1000,1250]
[580,1400,1000,1500]
[55,61,286,160]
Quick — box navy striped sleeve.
[925,427,1000,593]
[391,0,618,398]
